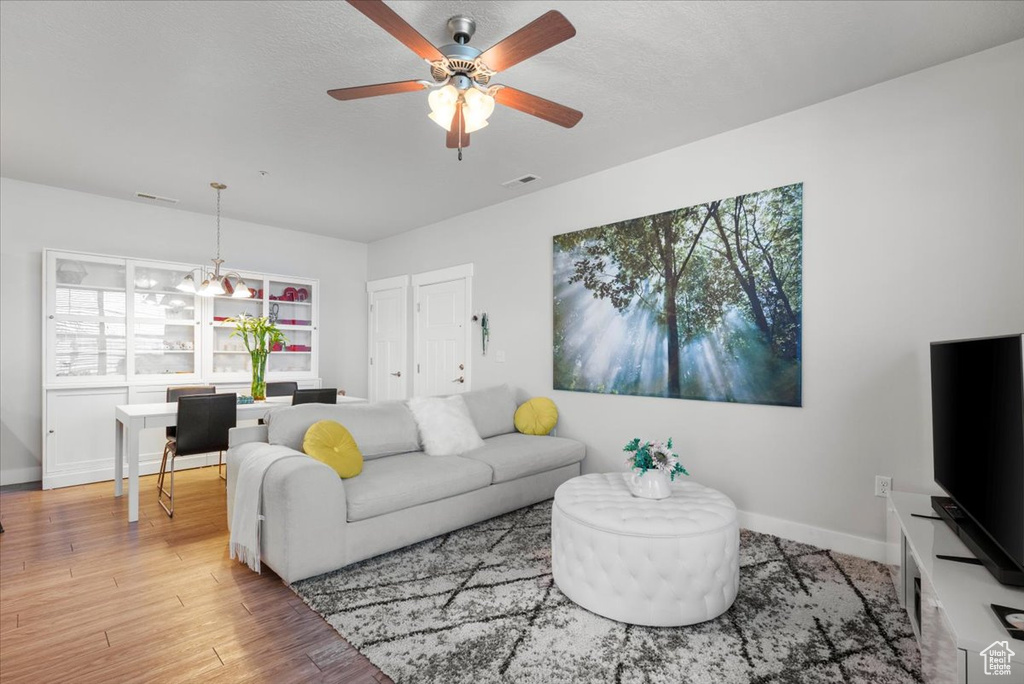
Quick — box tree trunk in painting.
[664,276,681,398]
[710,202,772,343]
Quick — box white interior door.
[367,277,408,402]
[414,267,472,397]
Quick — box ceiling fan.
[329,0,583,160]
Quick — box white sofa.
[226,385,585,583]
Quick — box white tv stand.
[887,491,1024,683]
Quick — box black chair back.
[292,388,338,406]
[166,386,215,439]
[266,381,298,398]
[174,394,237,457]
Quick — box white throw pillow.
[408,395,485,456]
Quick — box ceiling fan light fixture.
[461,88,495,133]
[428,108,456,131]
[427,84,459,130]
[335,3,582,159]
[462,117,489,134]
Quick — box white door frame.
[412,263,474,397]
[366,275,409,402]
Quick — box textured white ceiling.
[2,1,1022,242]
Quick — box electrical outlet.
[874,475,892,498]
[495,350,506,363]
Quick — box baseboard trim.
[42,454,222,490]
[737,509,887,563]
[0,465,44,487]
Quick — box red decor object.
[296,288,309,302]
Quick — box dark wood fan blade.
[446,104,471,148]
[478,11,575,73]
[494,87,583,128]
[347,0,445,62]
[327,80,428,101]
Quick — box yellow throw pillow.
[514,397,558,436]
[302,420,363,478]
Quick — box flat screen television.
[930,334,1024,586]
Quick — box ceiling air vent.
[135,192,179,204]
[501,174,540,189]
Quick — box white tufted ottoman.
[551,472,739,627]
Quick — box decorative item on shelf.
[282,287,297,301]
[237,395,255,405]
[56,260,88,285]
[134,274,159,289]
[176,183,254,299]
[269,302,280,324]
[296,288,309,302]
[226,314,288,401]
[623,437,688,500]
[271,341,284,352]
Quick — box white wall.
[368,40,1024,551]
[0,178,368,484]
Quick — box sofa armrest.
[229,424,268,448]
[259,456,349,583]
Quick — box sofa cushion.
[266,402,419,460]
[514,397,559,435]
[461,384,517,439]
[302,420,363,478]
[407,395,484,456]
[344,452,493,522]
[460,433,585,484]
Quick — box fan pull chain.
[458,102,464,161]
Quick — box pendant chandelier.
[177,182,253,298]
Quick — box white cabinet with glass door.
[206,269,265,382]
[129,261,202,382]
[265,276,318,379]
[46,251,129,383]
[42,249,323,489]
[202,274,319,383]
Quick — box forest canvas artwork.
[553,183,803,407]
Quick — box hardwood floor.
[0,468,392,684]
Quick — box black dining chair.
[292,388,338,405]
[259,382,300,425]
[164,386,215,440]
[157,393,236,518]
[159,386,216,495]
[266,381,298,398]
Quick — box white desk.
[113,396,364,522]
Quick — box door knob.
[452,376,465,383]
[390,371,402,377]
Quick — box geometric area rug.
[291,502,923,684]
